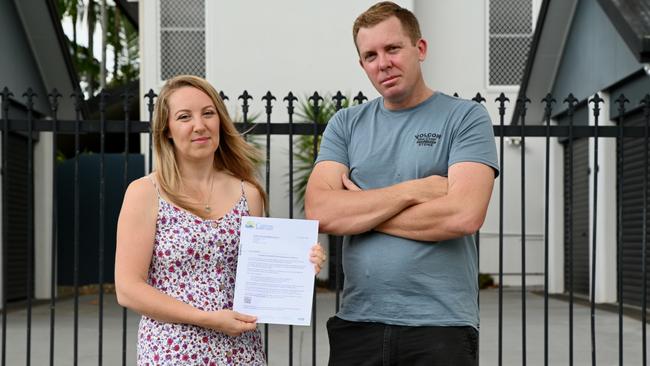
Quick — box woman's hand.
[202,310,258,337]
[309,243,327,275]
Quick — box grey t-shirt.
[316,92,499,328]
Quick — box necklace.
[204,173,215,213]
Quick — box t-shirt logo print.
[414,132,442,147]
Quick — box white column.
[34,131,54,299]
[588,92,617,303]
[0,135,3,307]
[548,131,565,294]
[139,0,159,173]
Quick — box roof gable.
[513,0,644,125]
[597,0,650,62]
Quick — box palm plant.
[57,0,139,96]
[292,93,349,210]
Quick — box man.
[304,2,499,365]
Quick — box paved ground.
[1,288,648,365]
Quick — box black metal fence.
[0,87,649,365]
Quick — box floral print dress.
[137,178,266,365]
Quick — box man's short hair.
[353,2,422,50]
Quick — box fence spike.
[309,92,323,123]
[495,93,509,117]
[70,88,84,113]
[238,90,253,116]
[332,91,347,111]
[219,91,229,101]
[23,88,37,111]
[308,92,323,108]
[541,93,556,119]
[589,93,604,120]
[564,93,578,117]
[353,91,368,105]
[517,96,532,118]
[614,94,629,117]
[472,92,486,104]
[48,89,63,115]
[262,91,276,115]
[284,92,298,115]
[0,87,12,104]
[144,89,157,116]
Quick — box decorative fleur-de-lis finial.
[23,88,37,111]
[589,93,604,120]
[614,94,629,116]
[284,92,298,115]
[353,91,368,105]
[309,92,324,120]
[541,93,556,119]
[262,91,276,115]
[564,93,578,117]
[495,93,509,118]
[309,92,323,108]
[144,89,157,116]
[516,95,531,118]
[49,88,63,115]
[332,91,347,111]
[472,92,486,104]
[238,90,253,116]
[1,87,14,118]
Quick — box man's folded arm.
[375,162,495,242]
[304,160,447,235]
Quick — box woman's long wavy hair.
[152,75,266,217]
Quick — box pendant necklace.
[204,173,215,213]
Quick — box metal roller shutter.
[620,111,650,307]
[564,138,590,296]
[5,132,31,301]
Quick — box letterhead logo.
[415,132,442,147]
[245,221,255,229]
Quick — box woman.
[115,75,325,365]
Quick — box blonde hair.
[152,75,266,217]
[353,1,422,50]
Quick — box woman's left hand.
[309,243,326,275]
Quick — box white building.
[135,0,545,287]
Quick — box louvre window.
[160,0,205,80]
[488,0,534,86]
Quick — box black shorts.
[326,316,478,366]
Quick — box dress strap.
[147,174,162,198]
[240,180,246,198]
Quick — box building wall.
[0,0,59,305]
[0,1,50,114]
[551,0,640,106]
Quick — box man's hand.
[341,174,361,191]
